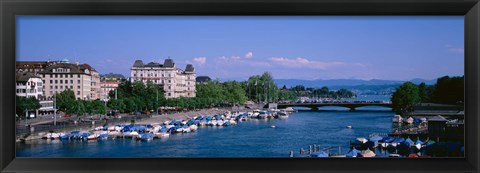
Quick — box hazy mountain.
[275,78,436,88]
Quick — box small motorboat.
[138,133,154,141]
[87,134,100,140]
[346,125,352,129]
[392,115,403,123]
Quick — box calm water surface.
[17,108,394,157]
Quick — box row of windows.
[16,89,39,93]
[43,74,82,78]
[47,79,81,84]
[49,85,78,90]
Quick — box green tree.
[55,89,77,114]
[15,96,41,118]
[418,82,430,102]
[391,82,420,115]
[431,76,464,104]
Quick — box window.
[65,80,68,84]
[50,80,52,84]
[50,91,53,95]
[49,74,52,78]
[60,80,63,84]
[55,86,58,89]
[70,80,73,83]
[60,74,63,78]
[55,80,58,84]
[71,74,73,78]
[42,74,45,78]
[77,91,80,95]
[60,86,63,89]
[50,86,53,89]
[168,86,171,89]
[168,93,171,96]
[78,80,80,83]
[168,80,171,83]
[78,86,81,89]
[78,74,81,78]
[55,74,57,78]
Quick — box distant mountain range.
[274,78,437,88]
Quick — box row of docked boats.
[42,109,293,143]
[392,115,427,124]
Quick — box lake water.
[16,95,395,158]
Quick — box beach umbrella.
[369,135,383,142]
[310,151,329,158]
[346,148,361,157]
[404,137,414,146]
[393,137,405,144]
[361,148,376,157]
[381,136,395,143]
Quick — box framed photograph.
[1,0,479,173]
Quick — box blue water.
[16,110,394,157]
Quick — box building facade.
[39,62,101,100]
[130,59,196,99]
[16,72,44,99]
[100,73,125,101]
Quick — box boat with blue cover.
[310,150,329,158]
[346,148,361,157]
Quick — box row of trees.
[56,89,106,115]
[391,75,464,115]
[288,85,356,99]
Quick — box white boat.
[405,117,414,124]
[182,127,191,133]
[107,126,116,131]
[87,134,100,140]
[212,120,219,126]
[277,111,289,119]
[229,120,237,125]
[217,120,224,126]
[130,131,139,136]
[163,120,171,125]
[155,132,170,138]
[189,125,198,131]
[199,121,207,126]
[392,115,403,123]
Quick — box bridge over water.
[274,102,392,111]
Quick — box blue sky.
[17,16,464,81]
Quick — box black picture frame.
[1,0,479,173]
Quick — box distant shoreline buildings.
[130,58,196,99]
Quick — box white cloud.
[245,52,253,59]
[193,57,207,65]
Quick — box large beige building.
[130,58,196,99]
[39,62,101,100]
